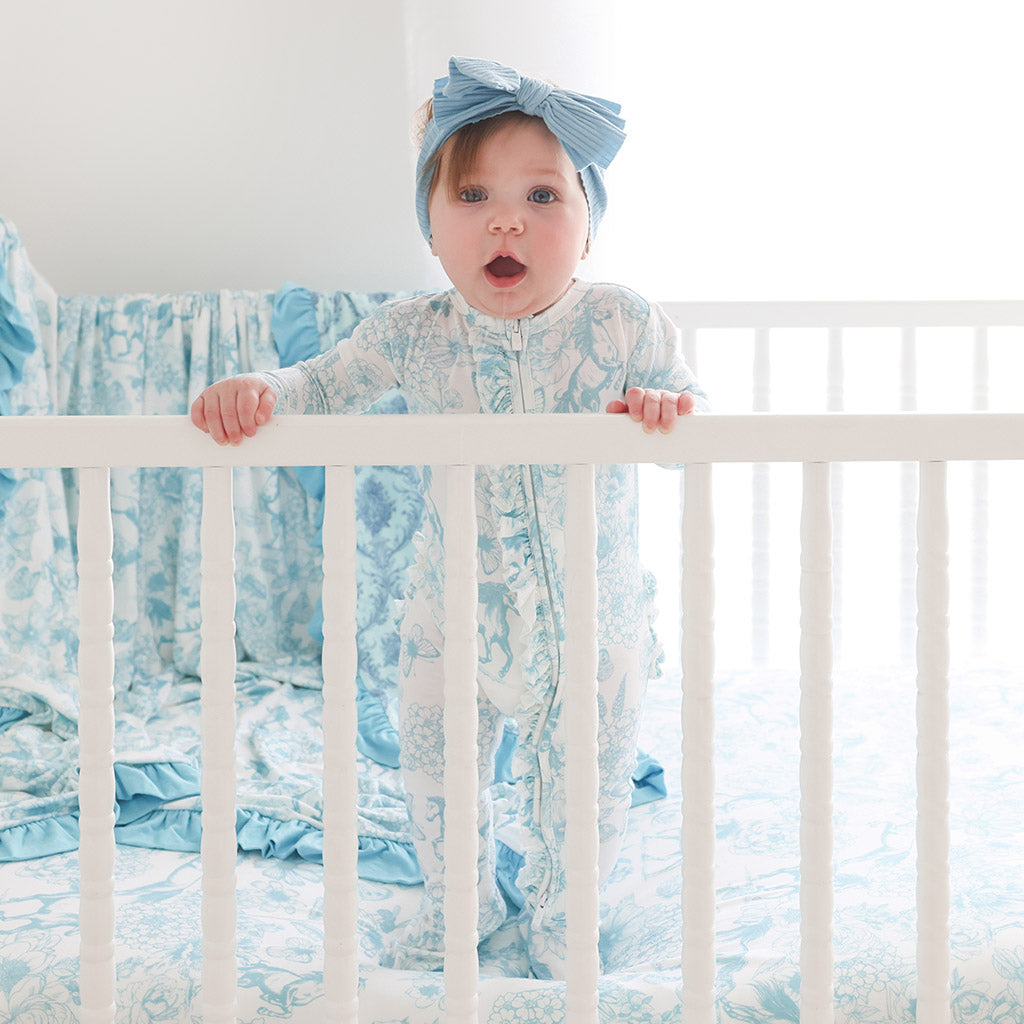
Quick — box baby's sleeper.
[256,280,705,977]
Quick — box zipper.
[508,317,524,352]
[506,314,561,928]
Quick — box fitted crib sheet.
[2,661,1023,1024]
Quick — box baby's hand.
[606,387,696,434]
[190,377,277,446]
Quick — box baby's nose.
[488,205,524,234]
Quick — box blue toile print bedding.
[3,215,1024,1022]
[1,662,1023,1022]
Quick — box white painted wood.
[6,412,1024,469]
[199,466,238,1024]
[826,328,844,656]
[443,464,480,1024]
[752,327,771,415]
[680,463,716,1022]
[321,466,360,1024]
[916,461,952,1024]
[971,327,989,656]
[799,462,835,1021]
[661,299,1024,329]
[900,327,918,415]
[680,324,699,375]
[900,329,919,662]
[565,464,601,1022]
[751,328,771,664]
[76,467,117,1024]
[971,457,989,658]
[972,326,990,412]
[826,327,845,415]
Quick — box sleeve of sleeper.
[625,300,710,412]
[255,313,401,415]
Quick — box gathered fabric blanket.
[0,218,664,888]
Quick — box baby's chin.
[468,277,578,321]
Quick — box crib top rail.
[2,411,1024,468]
[660,299,1024,328]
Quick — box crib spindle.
[799,462,835,1021]
[565,464,601,1022]
[900,328,919,661]
[77,467,117,1024]
[680,462,716,1022]
[443,464,480,1024]
[751,327,771,664]
[680,324,699,376]
[971,327,990,657]
[916,461,952,1024]
[199,466,238,1023]
[321,466,360,1024]
[826,327,844,657]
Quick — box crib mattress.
[2,661,1023,1023]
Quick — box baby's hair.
[415,99,545,206]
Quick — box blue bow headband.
[415,56,627,242]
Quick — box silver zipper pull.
[508,319,524,352]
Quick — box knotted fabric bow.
[415,56,626,241]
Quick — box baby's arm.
[190,377,277,446]
[606,387,696,434]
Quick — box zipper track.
[507,315,561,929]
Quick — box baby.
[192,55,706,979]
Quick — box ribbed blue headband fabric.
[415,56,626,242]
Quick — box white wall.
[2,0,1022,299]
[2,0,429,294]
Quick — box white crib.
[2,300,1024,1024]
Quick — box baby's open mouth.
[486,256,526,278]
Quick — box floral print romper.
[257,280,705,978]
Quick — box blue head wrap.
[415,56,626,242]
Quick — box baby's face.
[428,118,590,320]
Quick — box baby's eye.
[459,187,487,203]
[528,188,557,205]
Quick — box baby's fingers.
[638,389,677,434]
[653,391,678,434]
[190,393,211,434]
[612,388,696,434]
[235,386,276,437]
[255,388,277,426]
[202,390,239,446]
[190,392,233,443]
[191,381,268,446]
[622,387,648,424]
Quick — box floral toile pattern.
[3,218,1024,1020]
[1,663,1023,1021]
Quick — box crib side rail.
[659,298,1024,329]
[6,411,1015,1024]
[4,411,1024,468]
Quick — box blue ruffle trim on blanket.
[116,808,423,884]
[0,231,38,502]
[0,762,197,862]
